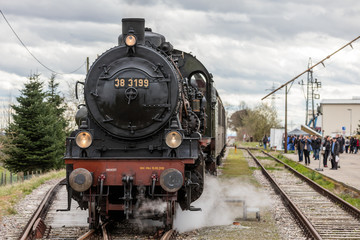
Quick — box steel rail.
[77,230,96,240]
[101,221,110,240]
[19,178,65,240]
[160,229,175,240]
[262,151,360,219]
[246,149,322,240]
[77,221,110,240]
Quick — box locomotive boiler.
[63,18,226,229]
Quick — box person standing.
[338,135,345,154]
[345,137,350,153]
[330,137,340,170]
[323,136,331,167]
[311,135,316,159]
[313,136,321,160]
[296,135,304,162]
[350,137,355,154]
[302,136,313,165]
[291,136,295,151]
[263,135,268,150]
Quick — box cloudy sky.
[1,0,360,130]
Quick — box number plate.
[114,78,149,88]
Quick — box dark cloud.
[1,0,360,126]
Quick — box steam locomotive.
[63,18,226,229]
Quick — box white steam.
[131,198,167,233]
[137,198,167,214]
[173,176,270,233]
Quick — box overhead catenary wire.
[262,35,360,100]
[0,9,86,75]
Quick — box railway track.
[19,178,65,240]
[76,224,176,240]
[77,221,111,240]
[246,148,360,239]
[19,179,174,240]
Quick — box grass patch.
[238,141,260,148]
[340,194,360,209]
[221,148,253,177]
[221,148,260,186]
[257,156,284,171]
[0,170,65,220]
[6,207,17,215]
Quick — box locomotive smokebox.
[121,18,145,45]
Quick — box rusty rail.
[77,230,96,240]
[77,221,109,240]
[19,178,65,240]
[160,229,176,240]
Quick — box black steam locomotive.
[63,18,226,229]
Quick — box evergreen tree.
[46,74,68,169]
[3,74,54,172]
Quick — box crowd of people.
[286,134,358,170]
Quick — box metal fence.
[0,170,42,186]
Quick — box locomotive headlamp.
[165,131,183,148]
[69,168,93,192]
[75,131,93,149]
[160,168,183,192]
[125,34,137,46]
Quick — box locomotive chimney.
[120,18,145,45]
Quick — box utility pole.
[306,59,321,128]
[306,59,312,125]
[86,57,90,74]
[299,58,321,128]
[266,82,277,109]
[284,85,288,153]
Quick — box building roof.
[321,99,360,105]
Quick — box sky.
[1,0,360,130]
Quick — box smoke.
[137,198,167,214]
[131,198,167,233]
[173,176,271,233]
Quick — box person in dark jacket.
[330,137,340,170]
[295,135,304,162]
[337,135,345,154]
[263,135,268,150]
[345,137,350,153]
[302,136,313,165]
[350,137,355,153]
[323,136,331,167]
[312,136,321,160]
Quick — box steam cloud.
[173,176,270,233]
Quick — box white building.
[320,98,360,136]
